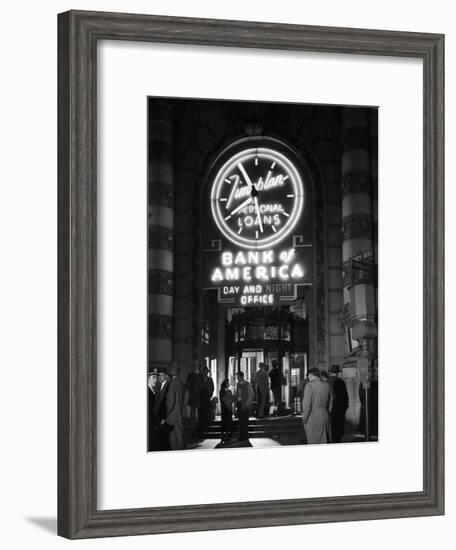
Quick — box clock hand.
[253,197,263,233]
[226,196,253,218]
[237,162,253,190]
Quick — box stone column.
[341,108,377,435]
[369,109,378,313]
[148,100,174,370]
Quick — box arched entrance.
[197,135,321,413]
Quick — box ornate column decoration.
[341,108,377,354]
[340,108,378,433]
[369,109,378,313]
[148,100,174,370]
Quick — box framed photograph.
[58,10,444,539]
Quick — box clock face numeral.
[211,147,304,249]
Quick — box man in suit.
[153,368,171,451]
[328,364,349,443]
[269,361,283,415]
[198,366,215,435]
[147,367,160,451]
[166,362,186,450]
[235,371,254,441]
[186,361,203,421]
[254,362,270,418]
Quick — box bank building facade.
[148,98,378,441]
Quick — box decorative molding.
[148,269,174,295]
[148,225,174,251]
[351,314,378,341]
[148,314,173,339]
[340,302,351,327]
[148,182,173,209]
[342,253,375,287]
[243,121,264,136]
[309,157,327,364]
[341,170,371,197]
[342,213,373,241]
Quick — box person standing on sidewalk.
[147,368,160,451]
[235,372,253,441]
[328,364,349,443]
[302,367,332,444]
[198,366,214,436]
[153,368,171,451]
[254,362,270,419]
[219,379,234,442]
[166,363,186,450]
[269,361,284,415]
[186,361,203,421]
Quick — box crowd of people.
[148,360,350,451]
[186,360,286,444]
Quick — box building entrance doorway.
[200,291,311,416]
[238,349,263,384]
[221,305,309,414]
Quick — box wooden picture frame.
[58,10,444,539]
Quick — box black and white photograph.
[0,0,449,546]
[147,98,378,452]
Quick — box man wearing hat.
[269,360,284,416]
[235,371,254,441]
[329,365,349,443]
[147,368,160,451]
[166,362,186,450]
[198,366,215,436]
[302,367,332,444]
[254,362,270,419]
[186,361,203,421]
[153,367,171,451]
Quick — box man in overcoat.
[328,364,349,443]
[147,368,160,451]
[302,367,332,444]
[186,361,203,421]
[269,361,283,415]
[153,368,171,451]
[198,366,214,435]
[235,371,254,441]
[166,362,186,450]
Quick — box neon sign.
[210,249,305,283]
[222,283,296,306]
[211,147,304,250]
[203,142,312,307]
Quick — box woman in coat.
[302,367,332,444]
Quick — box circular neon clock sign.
[211,147,304,249]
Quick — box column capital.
[342,170,371,196]
[342,213,373,241]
